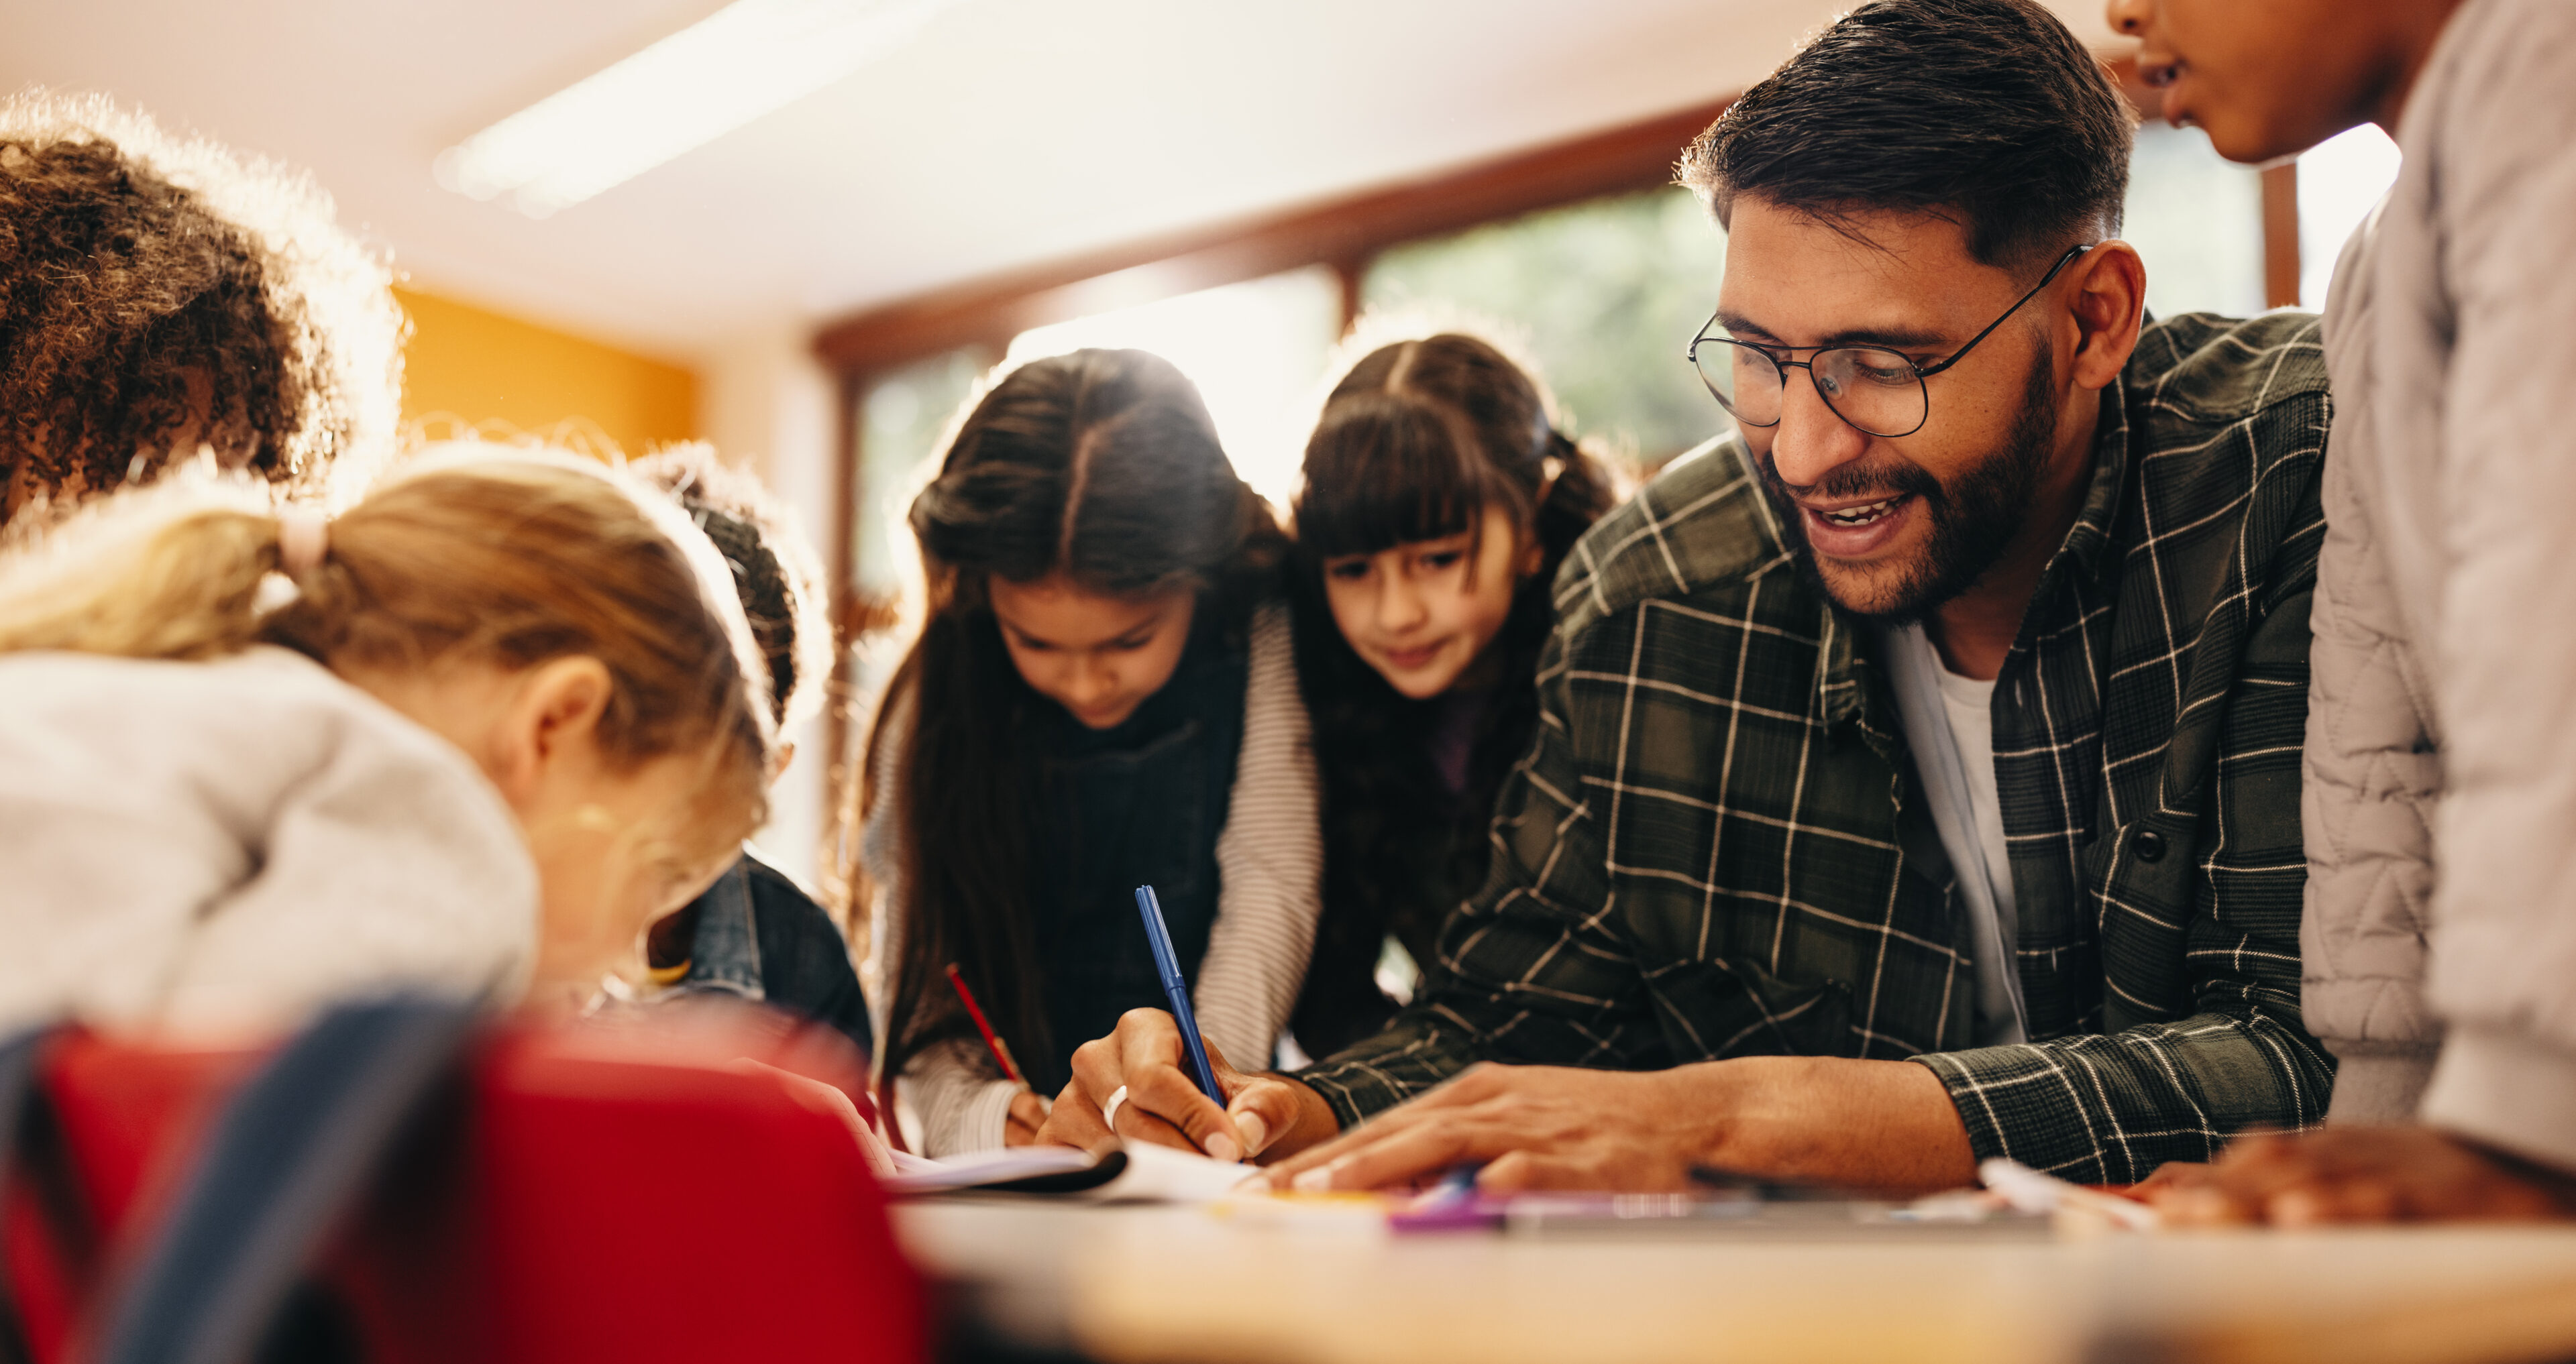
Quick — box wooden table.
[894,1198,2576,1364]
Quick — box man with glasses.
[1049,0,2333,1194]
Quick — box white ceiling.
[1,0,2120,363]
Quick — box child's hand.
[1036,1007,1338,1164]
[1001,1088,1051,1147]
[2144,1127,2576,1225]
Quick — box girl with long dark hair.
[853,349,1320,1155]
[1287,333,1618,1061]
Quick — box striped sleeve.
[877,602,1322,1149]
[1191,601,1326,1074]
[872,807,1021,1153]
[901,1040,1021,1157]
[861,685,1022,1156]
[857,685,907,1083]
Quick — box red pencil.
[944,962,1032,1092]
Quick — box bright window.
[855,347,985,593]
[1004,267,1344,507]
[850,122,2318,601]
[1362,188,1729,466]
[2299,123,2403,308]
[2123,121,2267,320]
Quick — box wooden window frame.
[2104,55,2302,310]
[811,95,1739,785]
[810,65,2312,813]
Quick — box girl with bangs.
[1287,333,1619,1061]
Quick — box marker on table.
[1134,885,1222,1100]
[1389,1163,1499,1233]
[944,962,1033,1094]
[1979,1157,2160,1231]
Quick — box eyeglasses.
[1685,243,2092,440]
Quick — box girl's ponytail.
[1534,427,1619,571]
[0,450,776,809]
[0,477,286,661]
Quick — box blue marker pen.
[1390,1163,1498,1234]
[1134,885,1222,1100]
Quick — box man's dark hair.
[1678,0,2133,268]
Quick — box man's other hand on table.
[1036,1007,1984,1196]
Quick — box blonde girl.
[0,447,775,1037]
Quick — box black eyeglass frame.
[1685,241,2094,440]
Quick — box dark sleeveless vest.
[1022,616,1246,1094]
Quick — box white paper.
[880,1139,1256,1202]
[881,1145,1101,1194]
[1083,1139,1260,1204]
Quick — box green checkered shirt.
[1299,312,2336,1182]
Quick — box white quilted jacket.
[2302,217,2444,1121]
[2303,0,2576,1166]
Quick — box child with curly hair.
[629,444,875,1059]
[0,90,401,524]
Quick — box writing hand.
[1032,1007,1338,1163]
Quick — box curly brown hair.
[0,91,401,524]
[627,442,833,730]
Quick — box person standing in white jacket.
[2108,0,2576,1220]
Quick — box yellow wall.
[395,286,699,458]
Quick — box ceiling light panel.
[437,0,955,218]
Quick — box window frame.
[811,57,2308,799]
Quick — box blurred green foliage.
[855,131,2273,588]
[1362,186,1733,469]
[855,347,986,592]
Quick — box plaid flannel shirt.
[1300,312,2337,1182]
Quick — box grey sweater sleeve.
[861,685,1022,1156]
[1186,602,1324,1073]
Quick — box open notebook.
[884,1139,1256,1202]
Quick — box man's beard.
[1757,343,2059,628]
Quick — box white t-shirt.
[1881,624,2028,1045]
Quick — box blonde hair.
[0,447,776,819]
